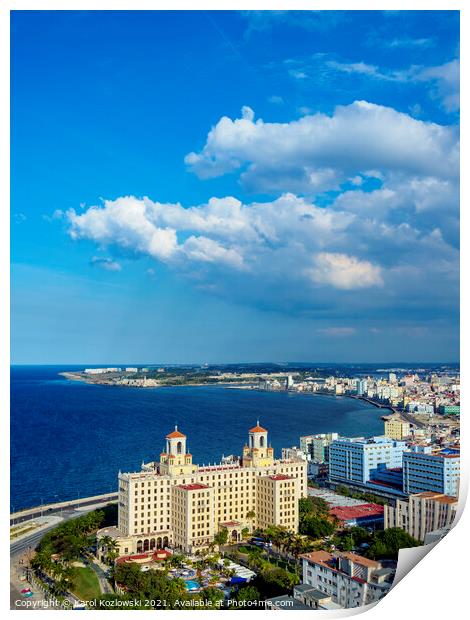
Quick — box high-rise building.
[101,423,307,555]
[356,379,368,396]
[384,418,411,440]
[402,449,460,496]
[384,492,457,541]
[329,436,407,486]
[300,433,339,463]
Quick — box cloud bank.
[185,101,459,194]
[61,100,458,328]
[65,187,458,321]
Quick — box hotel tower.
[102,423,307,555]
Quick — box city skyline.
[11,10,459,364]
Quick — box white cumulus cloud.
[307,253,384,290]
[185,101,459,194]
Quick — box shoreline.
[59,372,254,389]
[60,372,410,424]
[61,371,397,414]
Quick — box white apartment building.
[301,550,394,608]
[329,436,407,485]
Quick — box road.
[10,503,112,610]
[10,509,78,557]
[399,410,426,428]
[11,494,118,527]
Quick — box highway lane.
[11,495,118,526]
[10,504,105,557]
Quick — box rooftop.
[301,550,333,565]
[249,423,268,433]
[341,552,380,569]
[166,426,186,439]
[301,550,380,572]
[329,503,384,522]
[176,483,209,491]
[413,492,458,504]
[116,549,172,565]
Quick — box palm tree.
[105,540,120,565]
[288,535,312,565]
[99,535,114,551]
[99,536,119,564]
[168,554,185,568]
[246,510,256,532]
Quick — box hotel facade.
[100,423,307,555]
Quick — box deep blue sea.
[10,366,385,511]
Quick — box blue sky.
[11,10,460,364]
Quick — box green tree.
[214,529,228,547]
[200,586,225,609]
[235,585,261,606]
[367,528,421,560]
[335,484,351,497]
[246,510,256,531]
[299,515,335,539]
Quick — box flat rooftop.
[176,483,210,491]
[329,503,384,522]
[308,487,367,507]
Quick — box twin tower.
[159,421,274,476]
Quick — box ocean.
[10,365,385,511]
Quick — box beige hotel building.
[99,423,307,555]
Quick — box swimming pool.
[185,580,200,591]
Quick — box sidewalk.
[89,557,114,594]
[10,551,63,611]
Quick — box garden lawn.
[71,566,102,601]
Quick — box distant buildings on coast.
[84,366,155,374]
[258,370,460,419]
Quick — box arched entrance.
[231,530,239,542]
[150,538,156,550]
[137,540,143,553]
[143,539,150,552]
[157,537,162,548]
[163,536,169,548]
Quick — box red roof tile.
[177,483,209,491]
[329,503,384,522]
[166,429,186,439]
[249,424,267,433]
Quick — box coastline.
[59,372,255,389]
[60,371,396,414]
